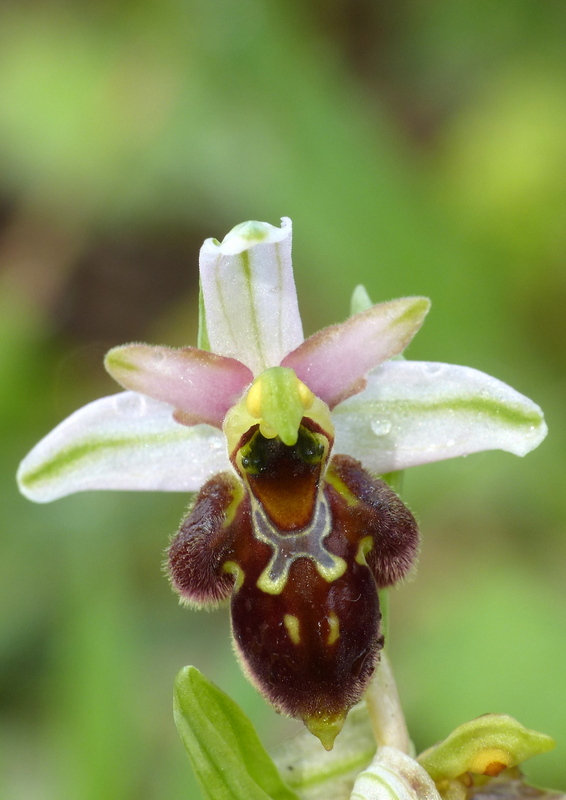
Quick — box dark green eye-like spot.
[239,425,325,475]
[239,430,270,475]
[296,427,325,465]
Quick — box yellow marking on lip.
[324,470,358,506]
[222,561,245,591]
[327,611,340,645]
[315,556,347,583]
[355,536,374,566]
[222,481,246,527]
[283,614,301,645]
[257,569,288,595]
[256,553,347,595]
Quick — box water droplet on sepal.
[371,419,392,436]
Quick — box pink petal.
[105,345,253,428]
[282,297,430,408]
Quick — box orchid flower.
[17,217,547,750]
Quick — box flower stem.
[365,650,411,755]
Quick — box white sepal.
[333,360,547,474]
[17,391,229,502]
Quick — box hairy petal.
[105,344,252,428]
[17,392,229,502]
[199,217,303,375]
[333,360,547,473]
[282,297,430,408]
[169,472,244,608]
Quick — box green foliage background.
[1,2,565,797]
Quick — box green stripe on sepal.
[19,435,137,492]
[333,360,547,473]
[174,666,299,800]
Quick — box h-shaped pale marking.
[251,492,347,594]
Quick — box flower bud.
[417,714,555,782]
[351,746,442,800]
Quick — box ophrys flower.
[17,218,547,748]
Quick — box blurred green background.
[1,1,565,797]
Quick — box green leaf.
[174,666,299,800]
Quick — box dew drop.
[125,394,149,417]
[423,363,444,377]
[371,419,392,436]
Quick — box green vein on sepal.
[336,396,544,430]
[18,431,182,490]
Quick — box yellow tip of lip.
[304,712,347,751]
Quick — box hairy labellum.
[169,410,419,750]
